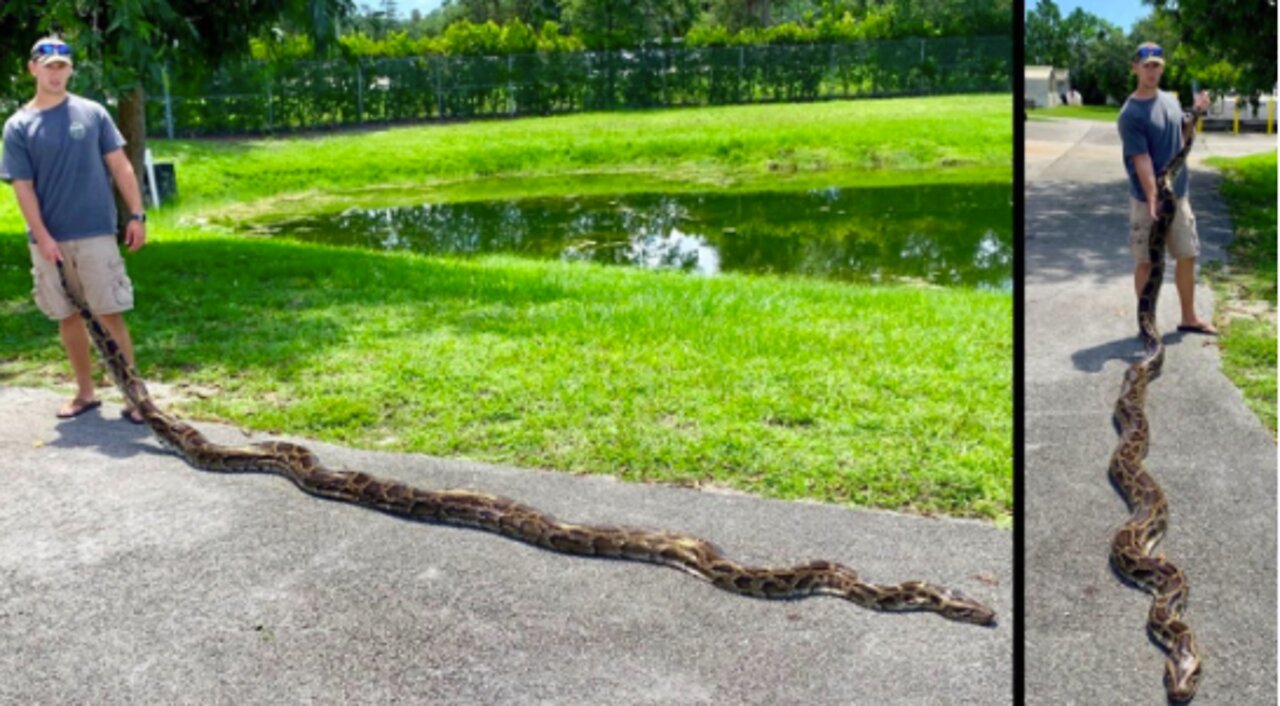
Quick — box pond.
[252,184,1012,289]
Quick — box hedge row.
[143,36,1009,136]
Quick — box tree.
[560,0,699,49]
[452,0,504,23]
[1077,25,1132,104]
[0,1,352,220]
[702,0,775,32]
[446,0,560,26]
[417,1,472,35]
[1023,2,1135,104]
[1060,8,1111,69]
[356,4,394,38]
[1146,0,1277,100]
[1057,9,1119,103]
[1025,0,1067,67]
[882,0,1011,37]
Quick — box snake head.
[1164,635,1202,702]
[940,589,997,627]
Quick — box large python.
[54,262,996,626]
[1108,107,1205,701]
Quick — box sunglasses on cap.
[1134,45,1163,61]
[31,43,72,59]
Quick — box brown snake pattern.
[1108,109,1204,702]
[55,263,996,626]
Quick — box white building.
[1025,66,1071,108]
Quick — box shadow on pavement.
[48,407,160,461]
[1071,331,1209,375]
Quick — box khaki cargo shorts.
[29,235,134,321]
[1129,196,1199,263]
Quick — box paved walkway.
[0,385,1010,704]
[1025,118,1277,704]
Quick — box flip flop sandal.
[56,398,102,419]
[1176,323,1219,336]
[120,407,146,425]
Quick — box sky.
[384,0,445,18]
[1029,0,1153,33]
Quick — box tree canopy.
[1025,0,1274,105]
[0,1,353,217]
[1025,0,1066,67]
[1146,0,1277,99]
[1,1,352,94]
[559,0,700,49]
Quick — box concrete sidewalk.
[0,385,1011,704]
[1025,118,1277,704]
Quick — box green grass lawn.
[1,94,1014,230]
[177,94,1010,221]
[1204,150,1277,434]
[1026,105,1119,122]
[0,95,1013,521]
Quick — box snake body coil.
[54,263,995,626]
[1108,109,1204,701]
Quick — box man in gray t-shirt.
[1,36,150,421]
[1116,41,1215,335]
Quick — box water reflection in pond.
[256,185,1011,288]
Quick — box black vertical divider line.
[1012,3,1027,704]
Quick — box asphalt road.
[0,385,1011,704]
[1024,118,1277,704]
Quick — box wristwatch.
[129,212,146,224]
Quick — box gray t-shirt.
[1,93,126,241]
[1117,90,1190,202]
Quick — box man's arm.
[1131,153,1159,222]
[103,148,146,252]
[1117,109,1159,219]
[1182,90,1211,145]
[12,180,61,262]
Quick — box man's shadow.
[1071,331,1197,374]
[46,406,171,462]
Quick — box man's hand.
[123,220,146,252]
[1147,197,1159,223]
[1193,90,1211,114]
[1183,91,1210,142]
[35,234,62,263]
